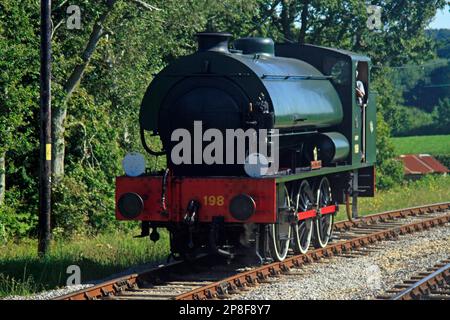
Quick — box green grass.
[0,230,170,297]
[392,134,450,156]
[336,175,450,220]
[1,175,449,298]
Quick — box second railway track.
[378,258,450,300]
[55,202,450,300]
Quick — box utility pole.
[39,0,52,255]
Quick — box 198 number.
[203,195,224,206]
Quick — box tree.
[434,98,450,133]
[261,0,445,62]
[0,1,39,205]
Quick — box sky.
[428,5,450,29]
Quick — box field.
[392,134,450,156]
[1,175,449,298]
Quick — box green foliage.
[371,68,404,131]
[403,60,450,112]
[388,29,450,136]
[260,0,446,66]
[433,98,450,132]
[376,158,404,189]
[0,188,37,241]
[428,29,450,58]
[374,112,404,188]
[0,1,39,154]
[393,105,435,136]
[435,155,450,168]
[0,273,39,297]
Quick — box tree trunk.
[0,153,5,205]
[52,107,67,181]
[52,0,117,183]
[298,1,309,44]
[280,0,295,41]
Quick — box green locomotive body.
[117,32,376,262]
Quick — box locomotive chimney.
[196,32,232,53]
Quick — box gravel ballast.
[2,284,95,300]
[235,224,450,300]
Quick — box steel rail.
[55,202,450,300]
[390,260,450,300]
[334,202,450,232]
[54,258,191,300]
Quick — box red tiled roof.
[398,154,449,175]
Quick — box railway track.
[377,258,450,300]
[55,202,450,300]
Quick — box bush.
[376,158,405,189]
[52,175,91,238]
[375,112,404,189]
[52,157,144,239]
[52,164,125,238]
[0,188,37,242]
[393,105,435,136]
[433,98,450,133]
[435,154,450,169]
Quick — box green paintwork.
[140,52,267,132]
[366,92,377,165]
[232,53,343,129]
[139,39,376,180]
[273,163,374,183]
[234,37,275,56]
[275,44,376,168]
[321,132,350,162]
[140,50,343,132]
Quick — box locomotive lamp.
[122,152,146,177]
[118,192,144,219]
[229,194,256,221]
[244,153,269,178]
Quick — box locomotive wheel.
[312,177,334,248]
[268,184,292,261]
[292,180,314,254]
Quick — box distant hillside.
[426,29,450,58]
[398,29,450,112]
[392,29,450,136]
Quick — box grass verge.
[0,230,170,297]
[336,175,450,220]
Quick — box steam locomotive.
[115,32,377,262]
